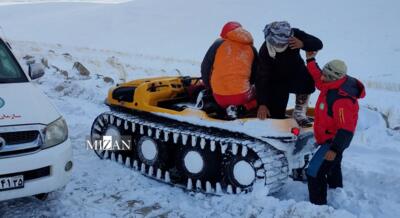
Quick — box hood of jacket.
[223,27,253,45]
[338,76,366,99]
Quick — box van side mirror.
[6,42,12,50]
[28,63,45,80]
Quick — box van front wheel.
[34,193,49,201]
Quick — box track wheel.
[224,157,256,189]
[136,136,167,169]
[182,149,205,177]
[178,147,220,181]
[91,114,123,159]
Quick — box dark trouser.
[306,145,343,205]
[265,87,289,119]
[265,81,315,119]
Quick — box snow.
[0,0,400,217]
[158,112,298,141]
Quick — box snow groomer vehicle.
[91,76,315,194]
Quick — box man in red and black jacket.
[305,51,365,205]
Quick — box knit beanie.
[322,59,347,81]
[263,21,292,48]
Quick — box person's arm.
[306,57,324,90]
[255,44,273,119]
[293,28,323,51]
[201,39,223,90]
[255,43,273,106]
[250,46,258,85]
[330,99,358,154]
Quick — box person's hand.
[257,105,271,120]
[306,51,318,60]
[289,36,304,49]
[325,150,337,161]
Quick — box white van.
[0,38,72,201]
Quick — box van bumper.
[0,139,72,201]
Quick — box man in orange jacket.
[201,21,258,119]
[305,51,365,205]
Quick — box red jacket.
[307,58,366,153]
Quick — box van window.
[0,40,28,83]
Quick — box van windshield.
[0,40,28,83]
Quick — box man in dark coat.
[305,51,365,205]
[256,21,323,127]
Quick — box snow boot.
[293,94,313,128]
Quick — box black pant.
[265,82,314,119]
[265,88,289,119]
[307,154,343,205]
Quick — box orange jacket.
[201,27,257,96]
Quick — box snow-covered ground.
[1,0,400,217]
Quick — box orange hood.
[211,27,255,96]
[223,27,253,45]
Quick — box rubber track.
[91,111,289,195]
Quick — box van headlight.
[43,117,68,148]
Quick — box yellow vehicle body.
[106,76,219,120]
[106,76,315,121]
